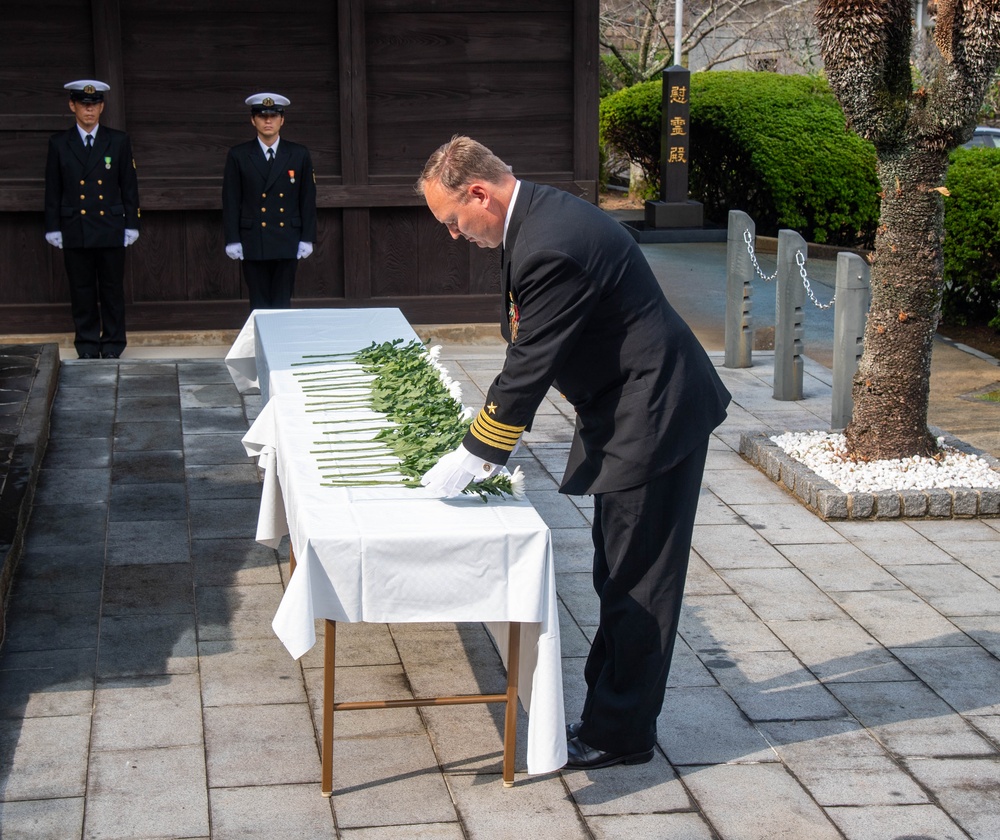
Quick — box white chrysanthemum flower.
[509,466,526,500]
[448,380,463,401]
[426,345,442,361]
[460,406,475,422]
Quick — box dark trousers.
[242,259,298,310]
[63,246,127,357]
[578,438,710,754]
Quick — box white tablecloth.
[227,309,566,775]
[225,307,419,401]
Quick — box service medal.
[104,156,112,170]
[508,292,519,343]
[288,169,295,183]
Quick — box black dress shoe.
[78,353,98,359]
[102,352,120,359]
[564,736,654,770]
[566,720,583,739]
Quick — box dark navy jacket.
[463,181,731,495]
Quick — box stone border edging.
[739,428,1000,520]
[0,343,60,648]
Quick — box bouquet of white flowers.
[292,340,525,502]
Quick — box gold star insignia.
[486,402,498,415]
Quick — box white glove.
[297,241,313,259]
[124,229,139,247]
[45,231,63,249]
[226,243,244,260]
[421,444,500,497]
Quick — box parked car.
[961,126,1000,148]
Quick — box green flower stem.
[305,402,373,412]
[315,453,396,462]
[320,479,416,487]
[298,375,373,385]
[322,466,402,477]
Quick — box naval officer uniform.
[44,80,140,358]
[222,92,317,309]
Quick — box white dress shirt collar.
[503,180,522,249]
[76,124,99,144]
[258,137,280,158]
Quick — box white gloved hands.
[45,231,63,249]
[124,229,139,247]
[297,241,314,259]
[420,444,500,498]
[225,243,244,260]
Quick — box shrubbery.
[942,147,1000,329]
[599,71,880,248]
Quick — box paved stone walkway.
[1,344,999,839]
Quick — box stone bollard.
[831,252,871,430]
[773,229,806,401]
[725,210,754,368]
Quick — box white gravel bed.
[770,430,1000,493]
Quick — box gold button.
[97,180,103,185]
[99,210,105,216]
[262,192,266,198]
[79,180,85,185]
[81,210,86,215]
[261,207,266,213]
[99,195,104,200]
[279,222,285,227]
[261,222,266,227]
[279,193,284,198]
[279,208,284,213]
[80,194,85,200]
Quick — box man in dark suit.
[417,136,731,770]
[222,92,317,310]
[44,80,140,359]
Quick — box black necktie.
[86,135,93,148]
[267,148,274,164]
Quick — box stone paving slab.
[2,352,1000,840]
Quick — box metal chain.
[797,251,836,310]
[743,228,836,309]
[743,229,777,282]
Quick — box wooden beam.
[92,0,127,131]
[574,0,600,192]
[339,0,372,299]
[0,179,595,213]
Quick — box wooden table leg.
[502,622,521,788]
[322,619,336,797]
[320,620,521,795]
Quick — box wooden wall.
[0,0,599,333]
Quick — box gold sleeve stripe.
[470,409,524,450]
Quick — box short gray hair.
[415,135,512,199]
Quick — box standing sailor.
[44,79,140,359]
[222,92,317,309]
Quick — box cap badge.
[84,84,96,94]
[262,97,274,107]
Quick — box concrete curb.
[0,343,60,647]
[739,427,1000,520]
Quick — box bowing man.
[416,136,731,771]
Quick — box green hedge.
[943,147,1000,329]
[599,71,880,248]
